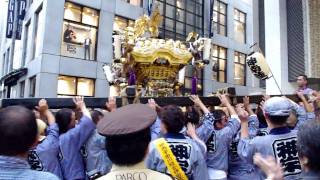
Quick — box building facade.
[256,0,320,94]
[0,0,264,98]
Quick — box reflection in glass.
[234,9,246,43]
[34,8,44,58]
[166,4,175,18]
[234,51,246,86]
[113,16,129,32]
[212,0,227,36]
[211,45,227,83]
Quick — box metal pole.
[269,72,283,95]
[8,0,19,72]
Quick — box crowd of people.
[0,75,320,180]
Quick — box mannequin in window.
[84,36,92,60]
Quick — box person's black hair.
[211,110,226,127]
[0,106,37,156]
[91,110,104,124]
[298,74,308,81]
[185,106,200,125]
[297,121,320,171]
[159,105,185,133]
[266,115,289,125]
[105,128,151,166]
[256,108,267,127]
[55,108,74,134]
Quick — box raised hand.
[189,95,209,114]
[73,96,86,110]
[37,99,55,125]
[38,99,49,113]
[254,153,284,180]
[148,98,157,111]
[189,95,203,106]
[243,96,254,115]
[218,94,231,107]
[235,104,249,122]
[106,96,117,112]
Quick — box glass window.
[234,9,246,43]
[61,22,97,60]
[127,0,141,6]
[112,16,134,59]
[212,0,227,36]
[234,51,246,85]
[77,78,94,96]
[186,12,195,25]
[82,7,99,26]
[34,7,44,57]
[165,18,174,31]
[10,85,17,98]
[29,76,36,97]
[5,48,10,75]
[166,4,175,19]
[57,76,76,95]
[64,2,81,22]
[20,81,25,98]
[31,6,43,60]
[159,0,204,40]
[57,75,94,96]
[166,0,175,6]
[22,21,30,65]
[187,0,195,12]
[176,0,185,9]
[176,8,185,22]
[2,53,6,76]
[61,2,99,61]
[176,22,185,34]
[196,3,202,15]
[211,45,227,83]
[113,16,130,32]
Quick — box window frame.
[112,16,135,59]
[233,8,246,44]
[61,2,100,61]
[19,81,25,98]
[32,5,43,60]
[212,0,227,36]
[234,51,247,86]
[29,76,36,97]
[22,20,31,66]
[57,75,95,97]
[158,0,204,40]
[212,44,227,83]
[2,53,6,76]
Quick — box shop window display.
[61,2,99,60]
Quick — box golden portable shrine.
[103,3,212,97]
